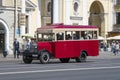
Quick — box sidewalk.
[0,51,120,63]
[0,53,22,63]
[88,51,120,59]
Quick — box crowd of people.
[100,41,120,55]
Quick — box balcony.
[114,4,120,12]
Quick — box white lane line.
[0,66,120,75]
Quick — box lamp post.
[51,0,53,24]
[14,0,18,40]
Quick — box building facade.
[40,0,116,38]
[0,0,40,54]
[109,0,120,37]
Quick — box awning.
[98,36,105,40]
[108,29,120,37]
[107,35,120,40]
[22,33,34,38]
[37,29,53,34]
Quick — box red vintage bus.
[23,23,99,64]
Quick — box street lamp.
[14,0,18,40]
[51,0,53,24]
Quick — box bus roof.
[37,24,98,34]
[37,24,98,29]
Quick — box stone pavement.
[88,51,120,59]
[0,53,23,63]
[0,51,120,63]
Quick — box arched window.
[47,2,51,12]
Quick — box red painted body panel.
[37,40,99,58]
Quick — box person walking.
[13,38,20,58]
[111,41,116,55]
[115,41,119,55]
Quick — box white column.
[5,29,9,53]
[53,0,60,23]
[109,1,114,31]
[82,0,87,25]
[36,9,41,28]
[65,0,71,24]
[0,20,10,54]
[21,0,25,35]
[37,10,41,28]
[4,23,9,53]
[114,0,117,25]
[37,0,41,28]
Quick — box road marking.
[0,66,120,75]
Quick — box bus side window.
[93,34,97,39]
[73,34,78,40]
[66,34,72,40]
[73,31,79,40]
[80,31,85,40]
[93,31,97,39]
[56,33,64,40]
[65,31,72,40]
[88,31,93,39]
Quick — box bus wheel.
[39,52,50,64]
[59,58,70,63]
[75,52,87,62]
[23,55,32,64]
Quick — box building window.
[47,2,51,12]
[116,0,120,4]
[73,0,80,15]
[116,13,120,24]
[74,2,79,12]
[47,2,51,15]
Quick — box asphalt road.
[0,57,120,80]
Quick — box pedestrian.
[13,38,20,58]
[100,42,104,51]
[115,41,119,55]
[111,41,116,55]
[103,42,107,51]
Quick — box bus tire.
[39,52,50,64]
[59,58,70,63]
[23,55,32,64]
[75,51,87,62]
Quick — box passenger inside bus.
[88,33,92,39]
[73,34,79,40]
[56,33,64,40]
[66,34,72,40]
[93,33,97,39]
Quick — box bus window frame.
[37,27,99,41]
